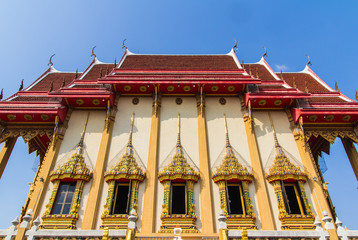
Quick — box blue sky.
[0,0,357,229]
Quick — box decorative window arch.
[212,114,256,229]
[41,114,92,229]
[101,113,145,229]
[266,113,315,230]
[158,114,199,233]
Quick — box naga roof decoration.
[104,113,145,182]
[266,113,306,183]
[50,113,92,182]
[212,114,253,183]
[158,114,199,183]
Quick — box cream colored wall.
[96,97,152,230]
[253,111,317,229]
[156,97,200,232]
[206,97,261,230]
[37,110,105,229]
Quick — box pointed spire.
[114,58,117,68]
[224,114,233,156]
[61,77,66,88]
[268,112,283,155]
[280,69,283,80]
[335,80,340,92]
[126,113,135,155]
[76,113,90,155]
[75,68,78,79]
[0,88,3,100]
[176,113,183,155]
[19,79,24,91]
[241,59,244,68]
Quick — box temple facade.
[0,46,358,239]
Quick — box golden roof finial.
[122,39,127,50]
[268,112,282,155]
[126,112,135,155]
[241,59,244,68]
[75,68,78,79]
[280,69,283,80]
[224,114,233,156]
[114,58,117,68]
[305,54,312,66]
[335,80,340,92]
[91,46,96,59]
[0,88,3,100]
[305,79,309,92]
[356,89,358,101]
[48,54,55,66]
[262,46,268,59]
[233,39,238,51]
[76,112,90,155]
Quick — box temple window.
[40,114,92,229]
[212,114,256,229]
[158,114,199,233]
[170,182,187,214]
[51,182,76,215]
[226,183,245,215]
[265,112,315,230]
[101,113,146,229]
[281,181,306,215]
[110,182,132,215]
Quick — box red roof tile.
[81,64,114,80]
[242,64,276,81]
[281,73,330,93]
[28,72,77,92]
[119,55,239,71]
[308,97,347,103]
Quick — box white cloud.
[275,64,288,71]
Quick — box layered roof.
[1,47,357,151]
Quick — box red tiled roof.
[10,96,51,102]
[81,64,114,80]
[242,64,277,81]
[28,72,77,92]
[281,73,331,93]
[308,97,347,103]
[119,55,239,71]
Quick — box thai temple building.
[0,44,358,240]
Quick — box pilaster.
[196,91,215,234]
[81,95,119,229]
[15,109,72,240]
[240,97,276,230]
[0,137,17,179]
[141,91,161,233]
[285,110,338,240]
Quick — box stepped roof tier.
[1,47,357,156]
